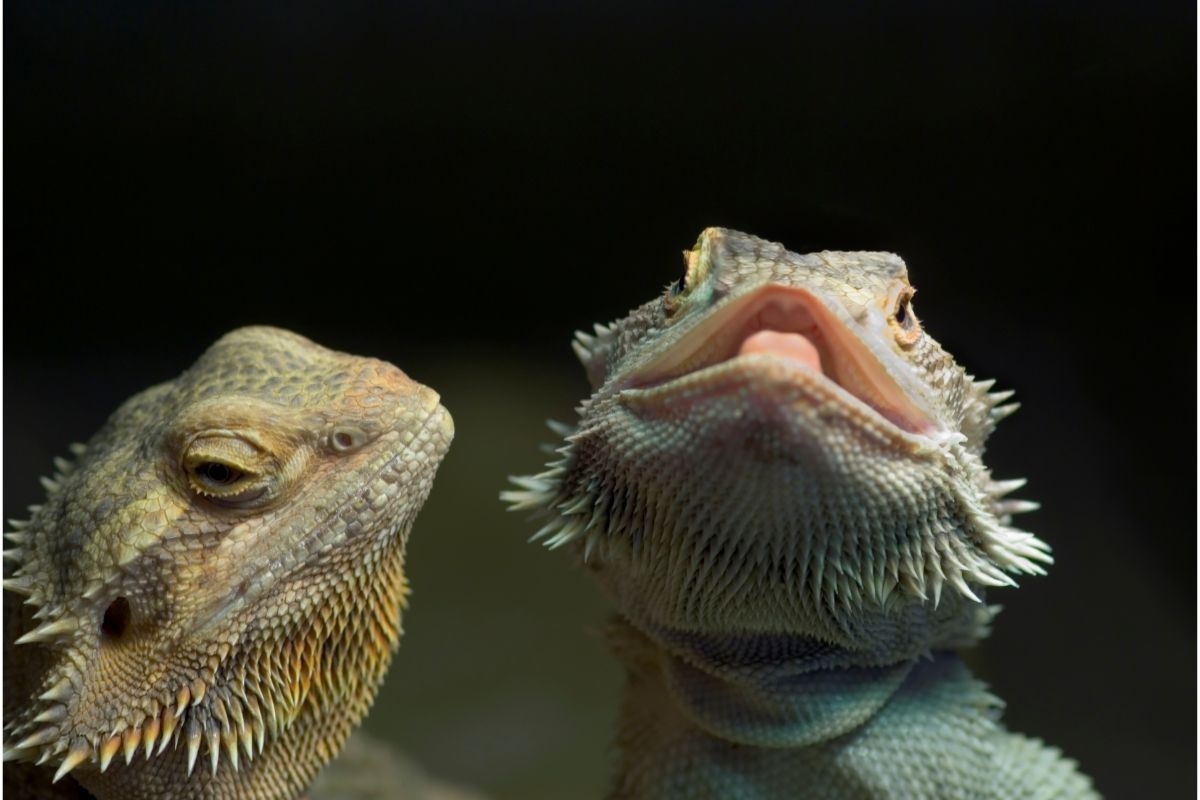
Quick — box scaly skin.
[505,228,1098,798]
[3,327,454,800]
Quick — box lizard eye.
[668,271,687,298]
[194,461,243,489]
[182,434,269,501]
[664,248,700,315]
[187,459,256,499]
[664,253,689,307]
[889,290,921,347]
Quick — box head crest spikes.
[573,321,617,388]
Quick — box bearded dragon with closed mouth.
[3,327,454,800]
[505,228,1098,798]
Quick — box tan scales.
[4,327,454,800]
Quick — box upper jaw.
[616,283,951,444]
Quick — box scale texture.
[3,327,454,800]
[505,228,1098,799]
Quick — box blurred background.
[4,1,1194,797]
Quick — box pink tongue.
[739,330,823,372]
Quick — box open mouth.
[620,284,940,438]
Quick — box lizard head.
[3,327,454,799]
[506,228,1048,651]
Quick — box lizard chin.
[619,283,947,442]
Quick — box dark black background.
[5,2,1195,797]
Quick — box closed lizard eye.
[187,459,260,500]
[193,461,244,490]
[182,433,270,502]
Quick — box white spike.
[185,723,201,776]
[7,518,30,529]
[207,725,220,776]
[13,727,59,751]
[545,419,575,437]
[582,532,601,563]
[989,478,1027,496]
[32,705,67,724]
[3,576,34,596]
[976,562,1019,587]
[998,499,1040,515]
[501,490,551,512]
[930,572,944,608]
[991,402,1021,421]
[39,679,73,703]
[159,710,177,755]
[222,729,239,772]
[1009,540,1053,562]
[38,476,61,494]
[506,475,551,491]
[53,742,90,783]
[98,736,121,772]
[545,521,584,548]
[122,726,141,764]
[15,617,78,645]
[947,571,981,603]
[527,521,561,543]
[988,389,1016,404]
[53,457,75,475]
[557,495,592,515]
[142,715,161,759]
[239,723,254,760]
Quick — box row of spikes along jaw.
[509,319,1048,619]
[2,441,401,792]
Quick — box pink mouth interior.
[629,285,938,437]
[739,330,824,373]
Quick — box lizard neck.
[605,616,1001,800]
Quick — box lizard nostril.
[101,597,131,639]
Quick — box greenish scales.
[505,228,1098,799]
[2,232,1098,799]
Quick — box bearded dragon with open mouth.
[505,228,1098,798]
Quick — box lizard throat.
[620,284,940,438]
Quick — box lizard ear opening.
[101,596,131,639]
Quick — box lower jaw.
[78,546,409,800]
